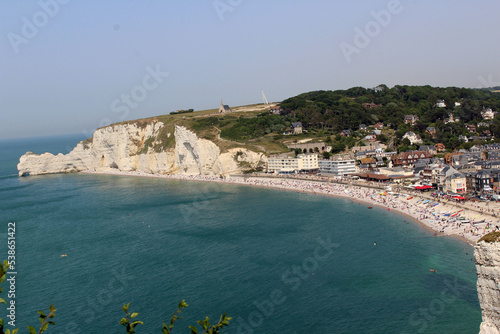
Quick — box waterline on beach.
[81,170,489,245]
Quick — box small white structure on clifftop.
[219,99,232,113]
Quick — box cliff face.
[17,122,266,176]
[475,235,500,334]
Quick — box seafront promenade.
[81,170,500,245]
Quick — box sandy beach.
[80,170,500,245]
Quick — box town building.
[402,131,423,145]
[467,170,494,193]
[340,129,352,137]
[267,154,318,174]
[436,100,446,108]
[354,147,394,160]
[291,122,303,134]
[364,134,377,142]
[351,143,387,153]
[426,127,436,135]
[444,172,467,194]
[444,113,459,124]
[436,166,458,189]
[490,169,500,189]
[477,122,491,128]
[445,152,462,165]
[419,145,437,155]
[392,151,433,167]
[358,158,378,171]
[482,161,500,169]
[466,124,476,133]
[319,158,356,176]
[469,135,491,142]
[420,163,442,185]
[404,114,419,125]
[269,105,283,115]
[435,143,446,152]
[481,107,496,120]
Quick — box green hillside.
[104,85,500,155]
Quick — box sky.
[0,0,499,139]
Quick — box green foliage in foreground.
[1,260,231,334]
[1,260,55,334]
[121,300,231,334]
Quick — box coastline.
[79,170,499,246]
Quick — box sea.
[0,134,481,334]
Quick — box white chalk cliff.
[17,122,266,177]
[475,235,500,334]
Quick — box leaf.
[130,312,139,319]
[27,326,36,334]
[41,322,49,332]
[188,326,198,334]
[0,297,6,304]
[122,303,130,312]
[130,321,143,326]
[13,329,20,334]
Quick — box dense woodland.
[218,85,500,153]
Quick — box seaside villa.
[267,153,319,174]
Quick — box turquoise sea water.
[0,135,481,333]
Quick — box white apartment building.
[319,159,356,176]
[268,154,319,174]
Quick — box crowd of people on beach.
[84,170,500,244]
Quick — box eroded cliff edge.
[475,232,500,334]
[17,122,266,176]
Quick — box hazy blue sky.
[1,0,499,139]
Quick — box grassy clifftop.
[101,103,290,155]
